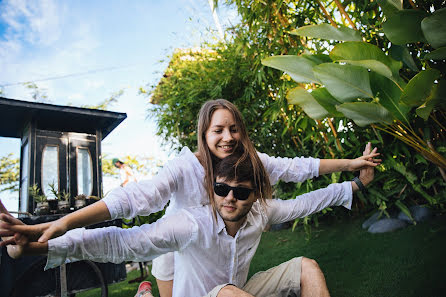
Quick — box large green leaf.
[339,59,392,79]
[290,24,362,41]
[313,63,374,101]
[390,44,418,71]
[310,88,343,117]
[416,79,446,120]
[370,72,410,124]
[287,87,329,119]
[425,47,446,60]
[301,54,332,64]
[382,10,428,45]
[330,42,402,78]
[400,69,441,106]
[421,7,446,49]
[395,200,415,224]
[261,55,320,84]
[336,102,393,126]
[377,0,402,17]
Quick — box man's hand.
[359,142,376,187]
[0,200,28,259]
[0,214,67,244]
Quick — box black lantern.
[0,97,126,216]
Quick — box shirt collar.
[216,211,226,234]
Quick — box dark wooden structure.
[0,96,126,214]
[0,97,127,296]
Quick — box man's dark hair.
[214,153,257,190]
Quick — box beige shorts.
[151,252,174,281]
[204,257,302,297]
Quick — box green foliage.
[48,182,67,201]
[80,89,124,110]
[263,2,446,173]
[102,154,164,178]
[29,184,47,203]
[0,154,19,192]
[147,0,446,222]
[24,82,48,102]
[291,24,361,42]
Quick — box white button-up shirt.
[102,147,320,219]
[47,181,352,297]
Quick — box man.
[113,158,137,187]
[1,148,375,297]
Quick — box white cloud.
[0,0,64,46]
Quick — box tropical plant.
[262,3,446,175]
[147,0,445,226]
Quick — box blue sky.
[0,0,238,212]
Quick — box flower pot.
[74,199,86,210]
[35,202,50,215]
[58,200,70,213]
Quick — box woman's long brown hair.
[196,99,272,212]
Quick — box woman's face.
[205,108,241,159]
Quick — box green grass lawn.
[78,214,446,297]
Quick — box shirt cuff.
[44,228,84,270]
[341,181,353,210]
[313,158,321,177]
[102,190,122,220]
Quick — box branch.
[316,0,337,27]
[333,0,357,30]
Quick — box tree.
[0,154,20,192]
[146,0,446,219]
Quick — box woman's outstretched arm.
[319,142,381,175]
[0,200,111,244]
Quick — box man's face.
[214,177,256,223]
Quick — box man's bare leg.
[156,279,173,297]
[300,257,330,297]
[217,285,255,297]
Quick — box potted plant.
[58,191,71,213]
[47,183,59,212]
[74,194,87,210]
[30,184,49,216]
[48,183,71,213]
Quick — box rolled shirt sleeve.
[266,181,352,225]
[258,152,320,185]
[103,157,182,220]
[45,210,198,270]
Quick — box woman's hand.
[319,142,381,175]
[0,214,67,244]
[347,143,381,172]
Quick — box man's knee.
[217,285,254,297]
[301,257,324,280]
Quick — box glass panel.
[77,148,93,196]
[20,141,29,212]
[42,145,59,199]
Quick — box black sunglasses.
[213,182,254,200]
